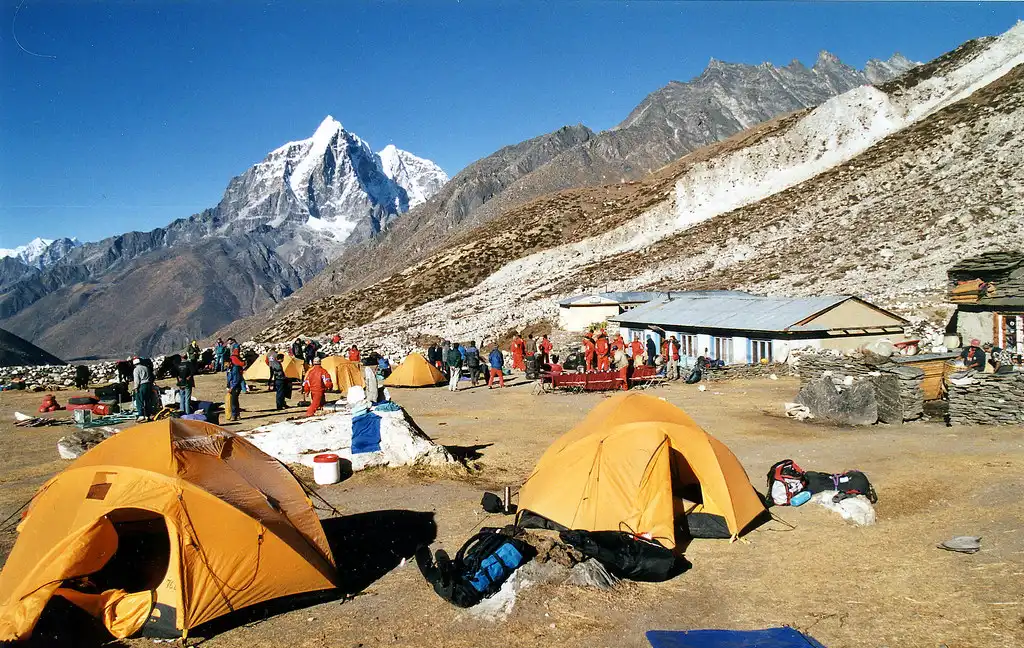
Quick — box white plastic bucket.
[313,453,341,485]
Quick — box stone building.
[946,251,1024,366]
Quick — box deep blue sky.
[0,1,1020,246]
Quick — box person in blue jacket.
[488,345,505,389]
[225,360,243,421]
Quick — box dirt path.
[1,375,1022,647]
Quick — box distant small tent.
[518,393,766,546]
[383,353,445,387]
[320,356,364,392]
[0,419,336,641]
[242,353,305,381]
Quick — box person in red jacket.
[510,335,526,371]
[331,334,341,344]
[538,334,553,365]
[667,335,681,380]
[348,345,361,362]
[582,332,597,372]
[630,335,645,361]
[302,357,334,417]
[612,333,625,354]
[595,329,611,371]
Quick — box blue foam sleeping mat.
[646,627,827,648]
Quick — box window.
[679,335,698,357]
[711,336,732,364]
[750,339,773,364]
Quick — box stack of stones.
[1,360,137,391]
[948,372,1024,425]
[794,350,925,424]
[870,366,925,424]
[709,363,795,381]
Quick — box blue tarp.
[647,627,827,648]
[351,411,382,454]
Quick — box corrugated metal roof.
[558,291,672,307]
[612,291,860,332]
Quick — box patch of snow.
[239,408,454,470]
[0,237,82,268]
[378,144,449,208]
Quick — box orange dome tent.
[0,419,336,641]
[242,353,305,381]
[383,353,444,387]
[517,393,765,548]
[319,356,364,392]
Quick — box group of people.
[960,338,1017,374]
[571,329,689,378]
[427,340,508,390]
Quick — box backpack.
[466,349,480,368]
[416,528,530,608]
[805,470,877,503]
[767,459,807,506]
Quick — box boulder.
[833,381,879,426]
[796,377,878,426]
[57,428,115,460]
[795,378,841,415]
[871,374,904,424]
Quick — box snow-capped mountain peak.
[0,237,81,268]
[378,144,450,208]
[212,116,449,254]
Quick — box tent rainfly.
[242,353,305,381]
[518,393,766,547]
[0,419,336,641]
[382,353,445,387]
[319,356,365,392]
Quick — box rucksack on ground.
[416,527,532,607]
[767,459,807,506]
[805,470,877,503]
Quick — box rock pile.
[793,349,925,424]
[57,427,117,460]
[709,362,794,381]
[948,372,1024,426]
[0,360,125,391]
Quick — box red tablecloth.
[548,365,659,391]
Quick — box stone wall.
[948,372,1024,426]
[708,362,795,381]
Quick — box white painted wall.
[956,311,995,346]
[732,336,749,364]
[559,305,621,332]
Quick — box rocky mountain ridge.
[0,237,81,270]
[245,49,916,328]
[255,25,1024,356]
[0,118,448,359]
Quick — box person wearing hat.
[302,357,334,417]
[961,339,986,371]
[187,340,201,365]
[269,353,289,410]
[666,335,681,380]
[132,357,153,422]
[225,354,244,422]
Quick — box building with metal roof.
[557,291,677,332]
[610,291,908,365]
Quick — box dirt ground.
[1,373,1022,648]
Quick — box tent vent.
[173,434,229,457]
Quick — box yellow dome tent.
[382,353,445,387]
[518,393,765,547]
[242,353,305,381]
[0,419,336,641]
[320,356,364,392]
